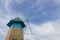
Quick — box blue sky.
[0,0,60,40]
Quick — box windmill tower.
[6,17,25,40]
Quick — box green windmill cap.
[12,17,22,21]
[7,17,25,28]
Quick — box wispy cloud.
[53,0,60,4]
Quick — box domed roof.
[7,17,25,28]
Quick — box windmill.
[5,17,25,40]
[5,11,33,40]
[5,16,33,40]
[5,3,33,40]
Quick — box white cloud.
[24,19,60,40]
[52,19,60,33]
[31,22,54,35]
[24,34,35,40]
[0,26,9,40]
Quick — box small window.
[21,39,23,40]
[12,38,17,40]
